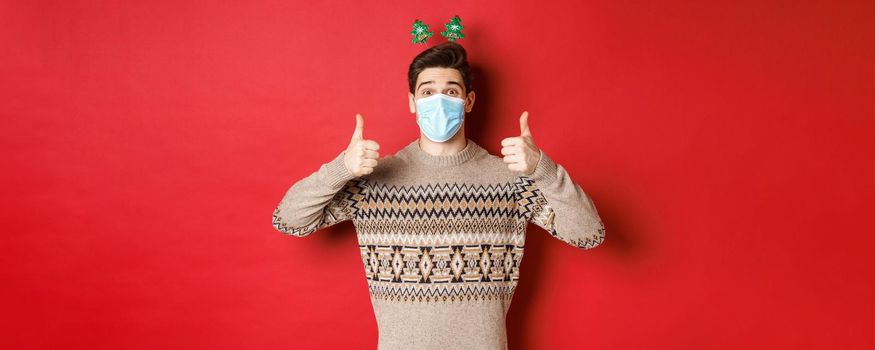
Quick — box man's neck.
[418,131,467,156]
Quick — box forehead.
[416,67,463,86]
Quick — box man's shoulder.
[365,153,405,181]
[472,151,527,184]
[476,150,507,167]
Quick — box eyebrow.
[417,80,464,91]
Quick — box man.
[272,42,606,350]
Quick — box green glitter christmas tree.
[411,19,434,44]
[441,15,464,42]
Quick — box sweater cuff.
[528,149,558,186]
[318,150,358,189]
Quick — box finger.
[360,158,378,168]
[361,139,380,151]
[507,163,526,172]
[362,149,379,159]
[500,146,521,156]
[351,113,364,141]
[360,167,374,175]
[502,154,523,164]
[519,111,531,137]
[501,137,522,147]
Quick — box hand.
[501,111,541,175]
[343,113,381,176]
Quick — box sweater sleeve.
[524,149,606,249]
[271,150,366,237]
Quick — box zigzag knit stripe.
[367,280,517,303]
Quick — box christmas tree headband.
[411,15,464,44]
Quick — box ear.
[464,90,476,113]
[408,91,416,114]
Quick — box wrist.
[320,150,358,188]
[528,149,558,186]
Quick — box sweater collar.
[405,137,482,166]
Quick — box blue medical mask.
[415,93,466,142]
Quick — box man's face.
[408,67,475,114]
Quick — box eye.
[422,90,431,96]
[447,90,457,95]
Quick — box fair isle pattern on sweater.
[271,138,605,349]
[271,176,605,303]
[357,179,526,304]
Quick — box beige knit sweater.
[272,138,605,350]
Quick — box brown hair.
[407,41,472,95]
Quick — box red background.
[2,1,873,349]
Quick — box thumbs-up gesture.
[343,113,381,176]
[501,111,541,175]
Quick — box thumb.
[351,113,364,141]
[519,111,531,137]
